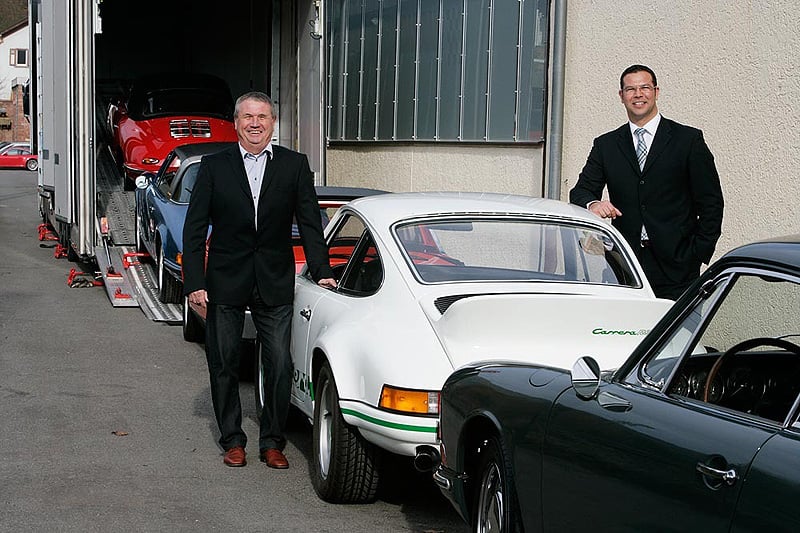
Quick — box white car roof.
[345,191,599,227]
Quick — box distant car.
[109,73,238,189]
[434,235,800,532]
[134,142,235,303]
[0,142,37,171]
[282,192,672,504]
[180,185,386,342]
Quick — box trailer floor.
[95,145,181,323]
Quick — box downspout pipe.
[546,0,567,200]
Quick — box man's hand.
[318,278,337,289]
[188,289,208,308]
[588,200,622,220]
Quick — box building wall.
[326,143,544,196]
[560,0,800,261]
[0,23,28,100]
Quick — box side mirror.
[135,173,154,189]
[571,356,601,400]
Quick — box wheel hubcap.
[478,462,503,533]
[317,381,332,479]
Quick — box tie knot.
[634,127,646,139]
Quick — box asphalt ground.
[0,169,468,532]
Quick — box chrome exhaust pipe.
[413,445,441,472]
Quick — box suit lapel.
[615,124,641,174]
[225,146,257,210]
[255,145,283,228]
[259,145,280,198]
[642,118,672,174]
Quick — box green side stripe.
[340,408,437,433]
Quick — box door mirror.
[571,356,601,400]
[135,173,155,189]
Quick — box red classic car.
[108,73,238,189]
[0,142,37,171]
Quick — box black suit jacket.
[182,144,333,306]
[570,117,723,284]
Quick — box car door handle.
[597,391,632,412]
[299,307,311,321]
[695,462,738,486]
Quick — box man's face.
[235,98,275,152]
[619,71,659,126]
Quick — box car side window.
[326,214,367,280]
[173,163,200,203]
[636,270,800,424]
[633,277,728,389]
[339,232,382,295]
[157,171,175,197]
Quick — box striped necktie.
[635,128,647,170]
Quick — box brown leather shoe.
[223,446,246,467]
[261,448,289,469]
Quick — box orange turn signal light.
[379,386,439,414]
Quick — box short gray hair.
[234,91,276,118]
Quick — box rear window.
[395,218,638,286]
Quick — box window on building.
[10,49,28,67]
[327,0,549,143]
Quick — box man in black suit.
[570,64,723,300]
[183,91,336,469]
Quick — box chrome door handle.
[695,462,738,486]
[299,307,311,321]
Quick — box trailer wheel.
[26,158,38,171]
[156,242,181,303]
[311,362,380,503]
[182,296,204,342]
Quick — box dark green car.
[434,235,800,532]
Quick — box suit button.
[639,180,645,185]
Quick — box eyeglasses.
[622,85,656,95]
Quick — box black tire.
[156,242,181,303]
[123,171,135,191]
[26,158,38,171]
[134,202,145,254]
[472,436,521,533]
[311,362,380,503]
[182,295,205,342]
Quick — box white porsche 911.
[255,192,673,503]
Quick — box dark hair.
[234,91,276,118]
[619,65,657,89]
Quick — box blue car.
[134,141,235,303]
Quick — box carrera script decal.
[592,327,651,336]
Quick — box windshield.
[139,88,233,119]
[394,218,638,286]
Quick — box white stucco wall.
[0,24,29,100]
[561,0,800,260]
[327,144,544,196]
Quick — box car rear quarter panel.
[309,269,454,406]
[731,429,800,531]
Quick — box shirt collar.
[629,114,661,137]
[239,142,273,160]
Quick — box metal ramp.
[95,244,181,323]
[93,144,181,323]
